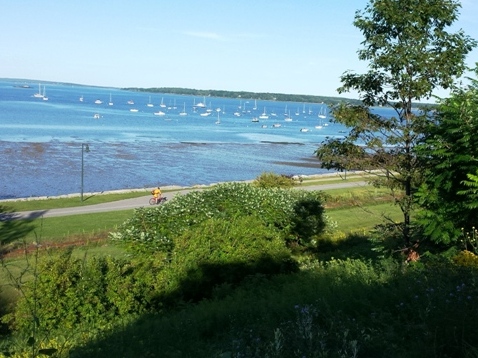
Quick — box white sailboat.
[33,83,44,98]
[108,93,113,106]
[195,96,206,108]
[284,110,292,122]
[159,97,166,108]
[316,106,328,129]
[259,107,269,119]
[147,96,153,107]
[179,102,187,116]
[215,111,221,125]
[42,86,48,101]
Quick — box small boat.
[154,111,166,116]
[79,95,84,102]
[259,107,269,119]
[127,100,134,105]
[93,113,101,119]
[179,102,187,116]
[284,110,293,122]
[195,101,206,108]
[200,112,211,117]
[300,128,309,132]
[95,99,103,104]
[251,117,259,122]
[42,86,48,101]
[130,108,139,112]
[33,83,44,98]
[273,123,281,128]
[261,125,268,128]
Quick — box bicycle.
[149,196,167,205]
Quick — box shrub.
[153,216,298,305]
[3,250,153,335]
[453,250,478,269]
[110,182,327,254]
[252,172,296,188]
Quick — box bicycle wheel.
[149,198,156,205]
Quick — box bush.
[110,182,328,253]
[153,216,298,305]
[3,250,153,334]
[252,172,296,188]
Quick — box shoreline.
[0,172,348,203]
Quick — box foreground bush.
[153,215,298,305]
[66,257,478,358]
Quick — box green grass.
[327,202,402,233]
[0,191,151,212]
[5,210,135,244]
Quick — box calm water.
[0,79,355,199]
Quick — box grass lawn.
[327,202,402,233]
[0,191,151,212]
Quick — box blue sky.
[1,0,477,99]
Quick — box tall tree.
[415,67,478,245]
[316,0,476,245]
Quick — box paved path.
[7,181,367,220]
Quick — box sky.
[1,0,477,99]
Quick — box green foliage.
[3,250,151,334]
[67,257,478,358]
[252,172,296,188]
[110,182,327,253]
[416,68,478,244]
[316,0,476,245]
[153,216,298,305]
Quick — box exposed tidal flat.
[0,79,392,199]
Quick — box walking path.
[7,180,367,220]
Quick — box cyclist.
[151,187,162,204]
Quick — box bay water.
[0,79,353,199]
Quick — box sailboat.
[33,83,44,98]
[179,102,187,116]
[215,111,221,125]
[147,96,153,107]
[195,96,206,108]
[316,106,327,129]
[42,86,48,101]
[259,107,269,119]
[108,93,113,106]
[284,110,292,122]
[159,97,166,108]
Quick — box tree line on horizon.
[122,86,363,106]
